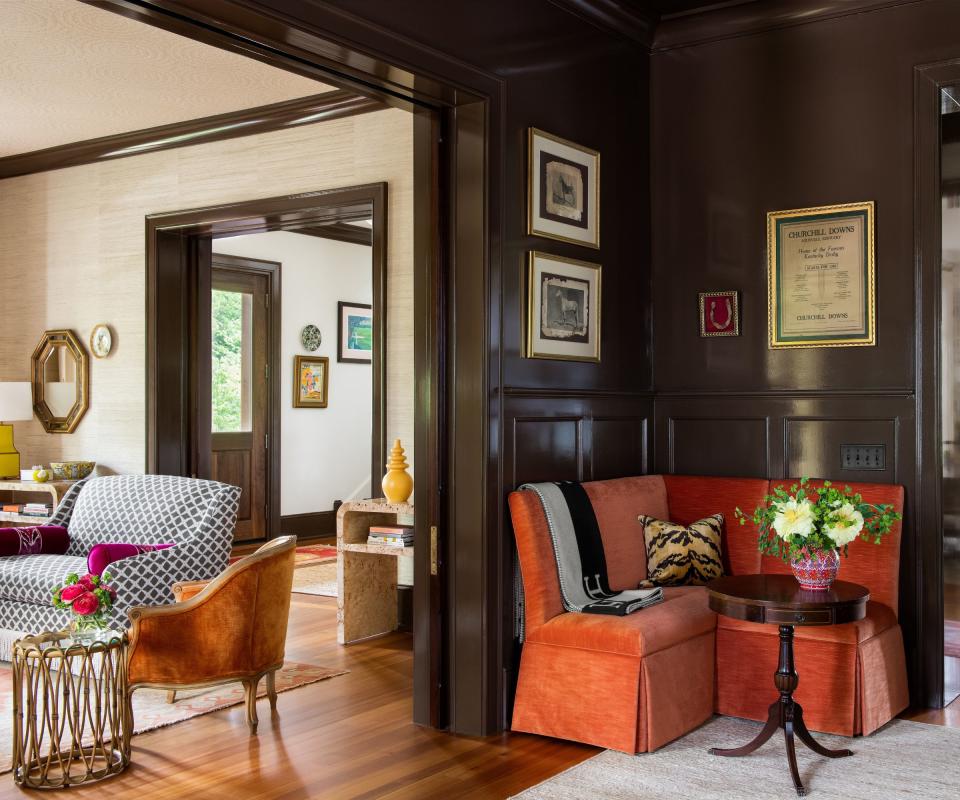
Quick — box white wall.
[0,108,413,478]
[213,230,373,515]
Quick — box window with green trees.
[211,289,251,432]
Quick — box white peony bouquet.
[734,478,901,561]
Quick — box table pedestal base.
[709,625,853,796]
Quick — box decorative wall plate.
[90,324,113,358]
[300,324,322,352]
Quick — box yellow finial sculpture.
[381,438,413,504]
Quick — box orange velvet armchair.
[125,535,297,733]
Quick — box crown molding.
[0,89,382,181]
[653,0,924,51]
[548,0,657,47]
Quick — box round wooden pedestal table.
[11,629,130,789]
[706,574,869,797]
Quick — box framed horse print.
[528,128,600,248]
[525,251,601,362]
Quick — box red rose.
[78,574,96,590]
[59,584,86,603]
[71,592,100,616]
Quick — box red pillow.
[86,542,174,576]
[0,525,69,557]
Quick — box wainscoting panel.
[785,418,899,484]
[513,418,582,485]
[591,417,648,480]
[502,391,655,492]
[668,416,769,477]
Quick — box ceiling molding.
[0,89,382,181]
[653,0,925,51]
[547,0,657,47]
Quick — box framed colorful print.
[525,251,601,362]
[698,291,740,337]
[293,355,328,408]
[337,301,373,363]
[767,201,875,348]
[528,128,600,249]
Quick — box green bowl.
[49,461,96,480]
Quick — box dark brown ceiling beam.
[653,0,920,51]
[0,89,382,181]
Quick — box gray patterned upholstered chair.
[0,475,240,658]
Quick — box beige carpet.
[0,660,346,775]
[292,560,338,597]
[512,716,960,799]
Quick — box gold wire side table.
[11,629,130,789]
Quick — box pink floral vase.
[790,548,840,590]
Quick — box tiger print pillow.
[637,513,724,587]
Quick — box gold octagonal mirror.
[31,329,89,433]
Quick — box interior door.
[210,265,270,541]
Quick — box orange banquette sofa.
[508,474,909,753]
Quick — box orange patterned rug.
[230,543,337,567]
[0,660,346,775]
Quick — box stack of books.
[21,503,52,518]
[2,504,24,514]
[367,525,414,548]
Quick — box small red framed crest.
[698,291,740,337]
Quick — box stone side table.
[337,498,414,644]
[11,629,130,788]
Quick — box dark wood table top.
[706,574,870,626]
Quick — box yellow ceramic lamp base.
[0,423,21,480]
[382,439,413,504]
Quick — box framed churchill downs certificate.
[767,201,875,348]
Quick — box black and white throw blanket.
[520,481,663,617]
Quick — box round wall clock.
[301,324,322,352]
[90,324,113,358]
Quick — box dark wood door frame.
[109,0,498,735]
[147,183,388,549]
[211,253,281,542]
[916,58,960,709]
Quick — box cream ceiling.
[0,0,334,158]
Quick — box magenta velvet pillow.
[0,525,69,557]
[87,543,174,576]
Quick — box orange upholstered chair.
[125,535,296,733]
[510,476,717,753]
[715,479,909,735]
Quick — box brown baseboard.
[281,510,337,540]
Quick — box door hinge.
[264,432,269,449]
[265,293,270,309]
[430,525,439,576]
[264,362,269,381]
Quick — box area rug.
[292,560,338,597]
[946,619,960,658]
[229,543,337,567]
[511,716,960,799]
[0,660,346,775]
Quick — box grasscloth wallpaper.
[0,107,413,476]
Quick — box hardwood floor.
[4,591,958,798]
[1,596,594,800]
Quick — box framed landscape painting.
[294,355,328,408]
[527,128,600,249]
[337,301,373,363]
[525,251,601,362]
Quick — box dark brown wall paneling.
[650,0,960,706]
[667,416,769,477]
